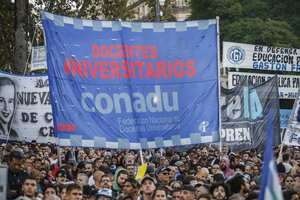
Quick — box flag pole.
[216,16,222,153]
[139,149,144,165]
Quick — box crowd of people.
[1,139,300,200]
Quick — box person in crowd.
[95,188,113,200]
[84,161,93,178]
[227,174,247,197]
[18,176,39,200]
[92,170,104,189]
[126,164,135,179]
[49,149,58,165]
[179,185,196,200]
[156,167,171,186]
[76,173,89,186]
[44,184,57,199]
[244,164,254,179]
[122,178,140,200]
[77,150,85,163]
[282,153,293,173]
[209,182,230,200]
[171,188,180,200]
[140,176,156,200]
[219,157,234,177]
[66,183,83,200]
[196,167,209,182]
[283,174,296,188]
[5,141,300,200]
[112,169,128,198]
[33,158,42,170]
[283,188,299,200]
[55,169,68,185]
[152,187,168,200]
[8,150,28,199]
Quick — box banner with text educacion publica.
[41,11,220,149]
[223,41,300,72]
[0,70,55,143]
[219,75,280,151]
[228,71,300,99]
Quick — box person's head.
[95,188,113,200]
[123,178,140,196]
[44,184,57,198]
[244,164,254,177]
[78,150,85,160]
[227,174,245,194]
[126,164,135,178]
[195,183,210,198]
[117,169,128,188]
[243,152,251,161]
[50,149,58,160]
[152,187,168,200]
[282,153,290,162]
[76,173,89,186]
[141,176,156,196]
[171,188,180,200]
[219,157,229,171]
[198,167,209,181]
[60,185,68,200]
[197,193,211,200]
[124,153,135,165]
[168,165,177,180]
[84,162,93,177]
[222,146,229,156]
[188,149,197,160]
[94,158,102,169]
[100,174,113,189]
[175,161,185,174]
[22,177,38,198]
[8,150,24,173]
[33,158,42,169]
[253,165,260,176]
[66,183,83,200]
[283,174,295,187]
[56,169,68,185]
[170,181,183,190]
[0,77,15,126]
[212,164,220,175]
[180,185,196,200]
[157,167,171,183]
[209,182,230,200]
[183,175,197,185]
[82,185,92,200]
[283,189,299,200]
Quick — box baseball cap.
[141,176,156,185]
[174,161,184,167]
[95,188,112,198]
[156,167,171,176]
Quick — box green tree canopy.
[189,0,300,48]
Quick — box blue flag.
[41,11,220,149]
[259,112,283,200]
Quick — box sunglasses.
[163,173,170,175]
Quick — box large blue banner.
[41,11,219,149]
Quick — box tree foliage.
[145,0,177,22]
[0,0,15,72]
[189,0,300,48]
[0,0,136,73]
